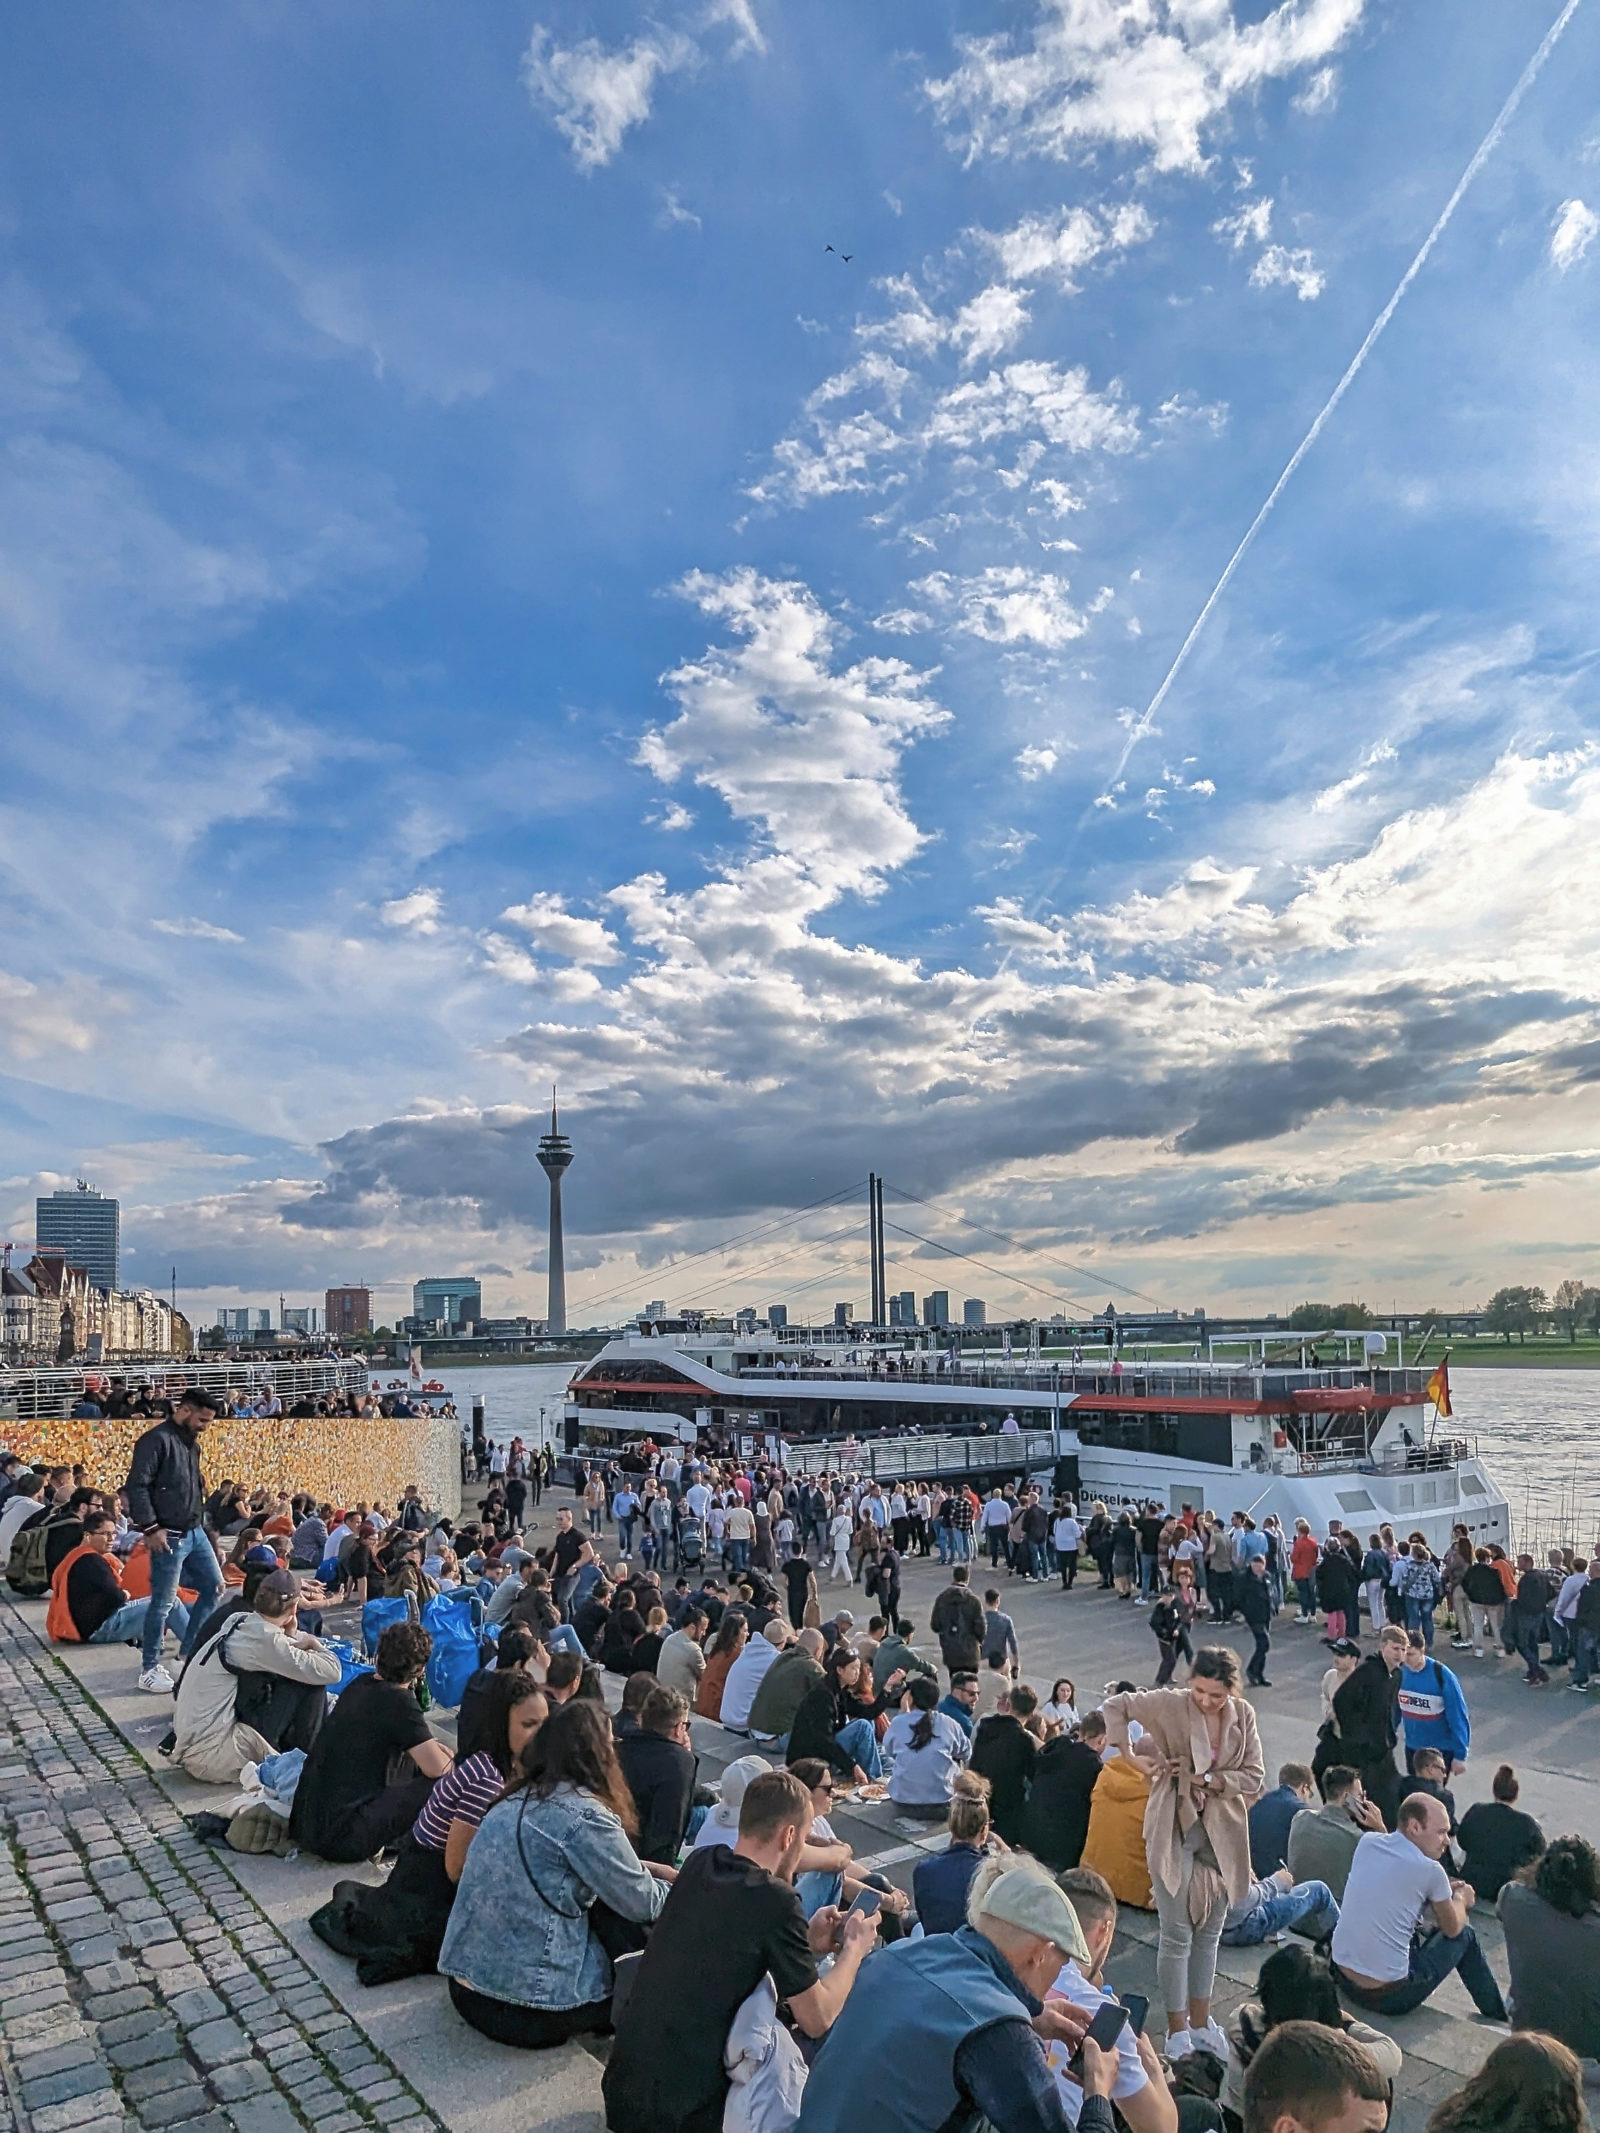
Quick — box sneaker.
[137,1665,175,1694]
[1569,1681,1589,1693]
[1191,2021,1231,2060]
[1450,1638,1472,1649]
[1164,2029,1194,2062]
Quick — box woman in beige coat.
[1103,1646,1265,2063]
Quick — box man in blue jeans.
[1329,1793,1508,2019]
[124,1387,225,1694]
[1221,1867,1340,1946]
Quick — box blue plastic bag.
[321,1635,374,1696]
[361,1596,409,1656]
[422,1592,480,1709]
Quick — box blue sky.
[5,0,1600,1329]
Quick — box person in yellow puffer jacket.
[1079,1719,1154,1909]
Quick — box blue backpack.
[422,1592,480,1709]
[361,1596,410,1656]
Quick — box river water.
[431,1362,1600,1553]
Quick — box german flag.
[1425,1355,1452,1421]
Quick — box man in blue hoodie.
[1395,1632,1470,1774]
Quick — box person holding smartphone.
[1048,1869,1178,2133]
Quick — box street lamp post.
[1052,1360,1061,1464]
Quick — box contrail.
[1102,0,1585,796]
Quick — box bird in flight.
[824,246,853,261]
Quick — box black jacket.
[1018,1736,1100,1871]
[1314,1550,1358,1613]
[125,1420,205,1535]
[1332,1653,1398,1758]
[616,1729,697,1865]
[1237,1570,1273,1627]
[930,1586,985,1672]
[970,1713,1038,1844]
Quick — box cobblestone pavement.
[0,1606,447,2133]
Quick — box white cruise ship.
[563,1333,1508,1554]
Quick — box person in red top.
[49,1511,192,1648]
[1290,1522,1322,1624]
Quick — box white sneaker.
[1192,2021,1231,2060]
[1164,2029,1194,2062]
[137,1665,174,1694]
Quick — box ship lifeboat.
[422,1379,446,1394]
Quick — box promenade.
[0,1496,1589,2133]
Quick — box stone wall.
[0,1409,460,1513]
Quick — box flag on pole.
[1425,1355,1452,1420]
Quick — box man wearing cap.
[170,1570,341,1784]
[797,1857,1113,2133]
[125,1386,226,1694]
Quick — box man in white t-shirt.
[684,1477,712,1521]
[1053,1508,1083,1590]
[1329,1793,1508,2018]
[1047,1868,1176,2133]
[719,1619,788,1732]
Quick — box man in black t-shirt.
[288,1622,452,1861]
[549,1508,584,1612]
[604,1768,874,2133]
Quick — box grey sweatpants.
[1152,1869,1229,2016]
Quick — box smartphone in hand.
[1118,1993,1149,2039]
[845,1887,883,1922]
[1068,1998,1129,2078]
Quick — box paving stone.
[186,2019,251,2070]
[205,2064,274,2105]
[82,1959,140,1992]
[116,1901,167,1925]
[350,2081,402,2106]
[99,2008,170,2047]
[167,1987,226,2030]
[86,1986,156,2020]
[124,2060,208,2103]
[69,1938,126,1972]
[45,1899,109,1925]
[127,1922,181,1951]
[9,2010,88,2048]
[3,1982,73,2016]
[138,2089,214,2130]
[32,2099,125,2133]
[144,1945,193,1973]
[222,2100,302,2133]
[21,2062,119,2110]
[106,2026,183,2071]
[13,2038,102,2081]
[158,2115,230,2133]
[152,1969,208,2002]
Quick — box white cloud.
[500,892,623,965]
[1294,65,1338,112]
[1550,198,1599,274]
[982,202,1154,290]
[480,933,542,986]
[925,0,1368,175]
[653,801,696,830]
[658,189,702,231]
[635,569,949,907]
[1311,738,1397,813]
[151,917,243,943]
[379,887,444,935]
[915,566,1089,647]
[1251,244,1325,300]
[952,284,1033,364]
[1214,199,1274,251]
[0,970,112,1059]
[522,28,694,171]
[1015,743,1061,780]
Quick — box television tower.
[536,1089,574,1335]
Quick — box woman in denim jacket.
[440,1700,672,2046]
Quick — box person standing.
[1149,1571,1198,1687]
[1513,1553,1555,1685]
[1239,1556,1275,1687]
[1396,1634,1470,1776]
[1327,1627,1408,1828]
[124,1386,226,1693]
[1289,1521,1320,1624]
[931,1567,985,1679]
[1103,1648,1266,2063]
[1054,1502,1082,1590]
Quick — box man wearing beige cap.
[796,1857,1117,2133]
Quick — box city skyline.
[4,5,1600,1321]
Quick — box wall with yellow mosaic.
[0,1411,460,1513]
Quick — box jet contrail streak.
[1103,0,1585,794]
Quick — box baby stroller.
[677,1515,705,1573]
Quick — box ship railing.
[0,1357,370,1422]
[738,1364,1426,1399]
[1277,1438,1474,1478]
[785,1430,1067,1482]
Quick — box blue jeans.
[140,1527,223,1671]
[1336,1924,1507,2019]
[1572,1626,1600,1687]
[544,1625,583,1657]
[936,1528,952,1565]
[726,1539,749,1573]
[796,1869,844,1921]
[617,1518,635,1557]
[90,1597,190,1648]
[1222,1880,1340,1947]
[1140,1552,1159,1600]
[836,1718,882,1780]
[1404,1598,1435,1649]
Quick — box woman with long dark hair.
[1426,2033,1586,2133]
[440,1699,672,2047]
[311,1673,547,1985]
[881,1675,970,1817]
[693,1611,747,1720]
[785,1644,905,1784]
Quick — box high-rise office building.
[325,1287,371,1338]
[832,1302,853,1328]
[890,1291,917,1327]
[36,1183,118,1291]
[281,1306,322,1334]
[537,1094,574,1336]
[767,1304,788,1329]
[922,1290,950,1328]
[413,1277,482,1327]
[963,1298,986,1327]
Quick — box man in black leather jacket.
[124,1387,225,1694]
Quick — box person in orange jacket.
[48,1511,192,1648]
[1079,1714,1154,1909]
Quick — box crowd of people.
[2,1394,1595,2133]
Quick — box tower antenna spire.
[537,1092,575,1337]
